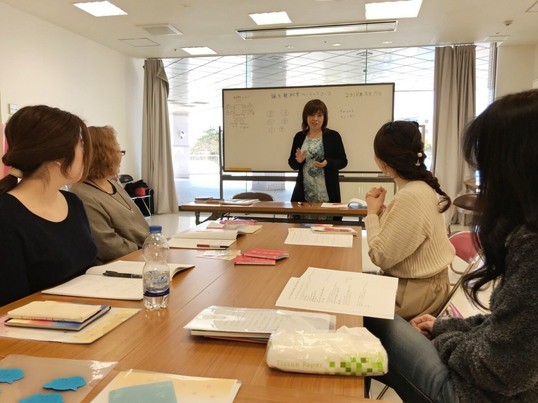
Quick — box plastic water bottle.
[142,225,170,310]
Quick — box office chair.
[449,231,478,264]
[451,192,478,229]
[118,174,134,185]
[232,191,274,201]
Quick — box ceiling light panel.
[73,1,127,17]
[249,11,291,25]
[182,47,217,55]
[365,0,422,20]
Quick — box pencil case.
[266,326,387,376]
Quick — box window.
[165,44,493,204]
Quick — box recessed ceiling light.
[249,11,291,26]
[382,40,393,44]
[73,1,127,17]
[365,0,422,20]
[182,47,217,55]
[332,43,342,47]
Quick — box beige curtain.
[142,59,178,214]
[432,45,476,221]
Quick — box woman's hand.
[295,148,306,163]
[312,159,327,168]
[365,186,386,215]
[410,314,436,339]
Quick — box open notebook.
[42,260,194,300]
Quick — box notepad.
[8,301,104,323]
[5,304,111,331]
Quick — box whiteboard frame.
[222,83,394,173]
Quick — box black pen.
[103,270,142,279]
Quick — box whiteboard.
[222,83,394,172]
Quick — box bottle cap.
[149,225,162,233]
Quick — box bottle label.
[144,287,170,297]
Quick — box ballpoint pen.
[102,270,142,279]
[196,244,229,249]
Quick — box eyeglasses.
[119,150,126,156]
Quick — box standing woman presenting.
[288,99,347,204]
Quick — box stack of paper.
[276,267,398,319]
[168,228,237,249]
[285,228,354,248]
[184,305,336,342]
[206,220,263,234]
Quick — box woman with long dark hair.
[0,105,97,306]
[365,89,538,402]
[365,121,454,319]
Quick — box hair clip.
[415,152,423,167]
[9,167,23,178]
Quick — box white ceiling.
[1,0,537,59]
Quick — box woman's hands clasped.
[366,186,386,215]
[410,314,436,339]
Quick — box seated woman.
[0,105,97,306]
[365,89,538,402]
[71,126,149,263]
[365,121,454,320]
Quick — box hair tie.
[9,167,23,178]
[415,152,423,167]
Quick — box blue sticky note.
[0,368,24,384]
[43,376,86,391]
[19,393,63,403]
[109,381,177,403]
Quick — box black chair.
[453,192,478,212]
[232,192,274,201]
[118,174,134,185]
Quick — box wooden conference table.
[0,222,375,402]
[180,200,368,225]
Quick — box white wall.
[0,2,144,177]
[496,44,538,97]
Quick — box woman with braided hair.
[364,120,454,320]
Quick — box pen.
[103,270,142,279]
[196,244,229,249]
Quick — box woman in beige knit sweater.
[365,121,455,320]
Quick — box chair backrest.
[118,174,134,184]
[232,192,274,201]
[453,192,478,213]
[449,230,478,263]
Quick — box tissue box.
[266,326,387,376]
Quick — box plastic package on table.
[266,326,387,376]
